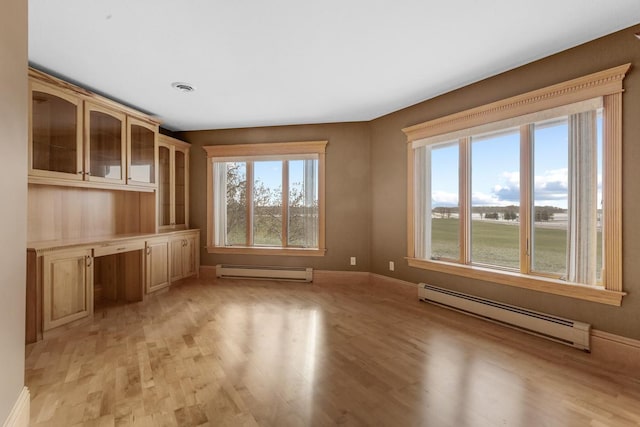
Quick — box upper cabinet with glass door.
[84,102,126,185]
[28,68,160,192]
[158,135,190,230]
[127,117,157,187]
[29,80,84,180]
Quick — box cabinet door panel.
[174,149,186,226]
[85,103,126,184]
[128,118,157,186]
[146,239,169,293]
[30,82,83,180]
[170,238,185,281]
[158,144,171,227]
[43,249,93,331]
[183,234,198,278]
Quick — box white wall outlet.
[389,261,395,271]
[350,257,356,266]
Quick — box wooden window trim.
[404,64,630,305]
[204,141,327,256]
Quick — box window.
[204,141,327,256]
[404,64,630,306]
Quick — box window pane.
[532,118,568,276]
[288,159,318,248]
[225,162,246,245]
[431,142,459,260]
[471,129,520,269]
[253,161,283,246]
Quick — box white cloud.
[432,190,458,206]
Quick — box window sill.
[207,246,326,257]
[407,257,625,306]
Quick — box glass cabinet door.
[158,144,171,227]
[128,118,157,186]
[85,103,126,183]
[30,82,83,179]
[174,149,187,227]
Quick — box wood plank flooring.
[25,277,640,426]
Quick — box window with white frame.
[404,65,629,306]
[204,141,327,256]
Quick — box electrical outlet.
[389,261,395,271]
[350,257,356,266]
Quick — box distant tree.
[485,212,499,220]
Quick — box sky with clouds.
[430,116,603,210]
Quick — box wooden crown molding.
[402,63,631,143]
[203,140,328,158]
[29,67,161,125]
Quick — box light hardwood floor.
[25,277,640,426]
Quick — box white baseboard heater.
[216,264,313,282]
[418,283,591,351]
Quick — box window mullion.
[246,161,254,246]
[282,160,289,248]
[520,124,533,274]
[459,138,471,264]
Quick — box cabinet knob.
[86,256,92,267]
[146,247,151,255]
[77,171,83,175]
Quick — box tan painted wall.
[180,123,372,272]
[181,24,640,340]
[370,24,640,340]
[0,0,27,421]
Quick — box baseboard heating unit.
[216,264,313,282]
[418,283,591,351]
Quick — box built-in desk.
[26,229,200,343]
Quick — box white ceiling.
[29,1,640,131]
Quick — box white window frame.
[403,64,630,306]
[204,141,327,256]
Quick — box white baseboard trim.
[2,387,29,427]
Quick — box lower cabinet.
[145,237,170,293]
[26,230,200,342]
[170,231,199,282]
[42,248,93,331]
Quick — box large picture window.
[404,65,629,306]
[204,141,327,256]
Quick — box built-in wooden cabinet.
[28,68,160,191]
[42,248,93,331]
[26,68,198,344]
[146,237,170,293]
[170,231,199,282]
[158,135,190,230]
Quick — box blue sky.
[430,115,603,210]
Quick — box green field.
[431,218,601,276]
